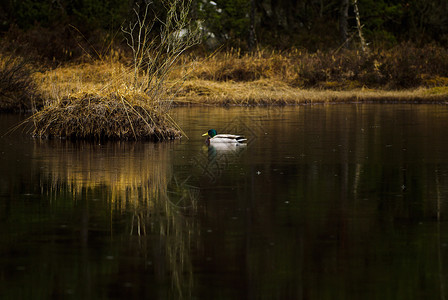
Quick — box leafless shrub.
[30,0,199,140]
[121,0,201,111]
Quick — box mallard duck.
[202,129,247,145]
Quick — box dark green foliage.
[1,24,117,64]
[0,0,131,63]
[359,0,448,47]
[358,0,404,47]
[257,0,341,49]
[198,0,250,46]
[1,0,129,31]
[1,0,448,50]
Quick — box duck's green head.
[202,129,217,138]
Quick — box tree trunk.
[352,0,368,54]
[248,0,257,51]
[339,0,349,48]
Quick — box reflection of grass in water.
[33,140,198,297]
[125,175,198,298]
[34,140,169,201]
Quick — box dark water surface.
[2,104,448,299]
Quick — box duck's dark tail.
[236,136,247,143]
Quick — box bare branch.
[121,0,201,110]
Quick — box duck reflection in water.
[200,129,247,179]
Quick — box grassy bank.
[1,46,448,139]
[28,60,184,140]
[28,46,448,109]
[1,0,200,141]
[7,53,448,111]
[176,79,448,105]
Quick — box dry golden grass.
[33,56,448,111]
[33,60,129,104]
[173,48,448,104]
[3,47,447,140]
[0,54,36,111]
[31,94,181,140]
[29,59,184,140]
[8,47,446,139]
[176,49,295,82]
[175,78,448,105]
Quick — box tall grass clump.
[191,49,292,82]
[30,0,200,141]
[186,44,448,91]
[379,43,448,89]
[0,54,37,112]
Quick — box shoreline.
[1,58,447,117]
[1,87,448,114]
[172,81,448,106]
[2,51,448,113]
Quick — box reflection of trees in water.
[33,140,198,298]
[124,175,199,297]
[223,105,448,298]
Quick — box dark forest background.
[1,0,447,55]
[0,1,447,112]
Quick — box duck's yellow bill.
[202,132,209,136]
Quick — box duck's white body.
[203,129,247,146]
[209,134,247,144]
